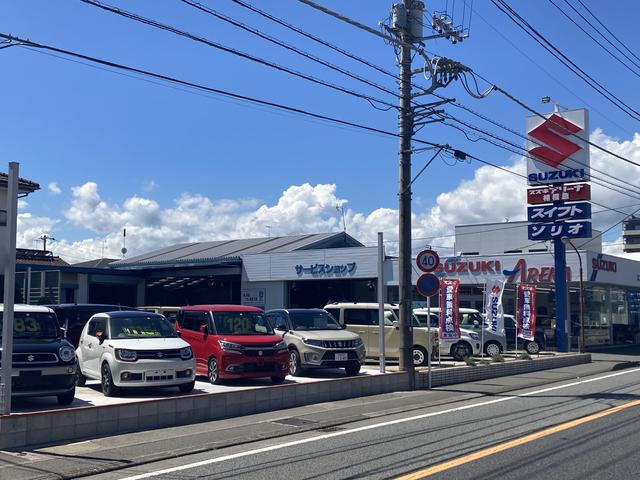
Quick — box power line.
[547,0,640,79]
[79,0,399,111]
[490,0,640,122]
[179,0,400,102]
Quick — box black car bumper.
[10,365,77,398]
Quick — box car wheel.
[289,349,304,376]
[179,380,195,393]
[345,363,361,376]
[76,367,87,387]
[525,340,541,355]
[101,363,119,397]
[57,387,75,406]
[208,356,222,385]
[452,342,472,361]
[412,346,428,366]
[271,375,286,384]
[485,341,502,357]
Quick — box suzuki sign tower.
[526,108,591,352]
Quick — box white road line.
[121,367,640,480]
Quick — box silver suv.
[266,309,365,376]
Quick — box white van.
[413,308,483,359]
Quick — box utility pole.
[39,233,55,252]
[397,0,415,386]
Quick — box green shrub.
[464,356,477,366]
[491,352,505,363]
[516,353,532,361]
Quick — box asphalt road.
[91,365,640,480]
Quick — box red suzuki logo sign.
[526,109,590,185]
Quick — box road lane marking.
[395,398,640,479]
[120,367,640,480]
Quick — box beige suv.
[323,302,437,366]
[266,309,365,376]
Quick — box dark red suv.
[176,305,289,384]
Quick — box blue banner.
[527,202,591,223]
[528,221,592,240]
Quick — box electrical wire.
[79,0,399,111]
[180,0,401,101]
[490,0,640,122]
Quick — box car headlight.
[469,332,480,341]
[59,345,75,363]
[274,340,287,351]
[115,349,137,362]
[353,337,363,347]
[180,347,193,360]
[218,340,243,351]
[302,338,324,347]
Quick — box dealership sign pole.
[526,108,591,352]
[1,162,19,415]
[377,232,385,373]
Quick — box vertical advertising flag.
[517,284,537,341]
[439,279,461,342]
[485,279,506,336]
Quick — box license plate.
[335,353,348,361]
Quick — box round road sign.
[416,249,440,273]
[416,273,440,298]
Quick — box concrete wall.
[417,353,591,388]
[0,372,410,450]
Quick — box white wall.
[240,280,286,311]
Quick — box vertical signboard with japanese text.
[439,279,460,342]
[517,284,537,341]
[485,279,506,335]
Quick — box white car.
[76,311,196,396]
[413,308,482,360]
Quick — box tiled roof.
[0,172,40,193]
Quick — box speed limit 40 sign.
[416,249,440,273]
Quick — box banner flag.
[439,279,461,343]
[517,284,537,341]
[485,279,506,336]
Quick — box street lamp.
[561,236,585,353]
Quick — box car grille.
[12,353,59,365]
[136,349,181,360]
[323,340,357,349]
[242,347,277,357]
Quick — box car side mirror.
[473,320,480,327]
[393,320,399,330]
[176,330,182,337]
[60,327,67,337]
[199,324,208,335]
[96,331,105,344]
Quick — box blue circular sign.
[416,273,440,298]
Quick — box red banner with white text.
[517,284,537,341]
[439,279,461,342]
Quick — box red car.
[176,305,289,384]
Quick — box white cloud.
[48,182,61,194]
[13,128,640,263]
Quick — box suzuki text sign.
[528,220,592,240]
[528,201,592,223]
[526,109,590,185]
[527,183,590,205]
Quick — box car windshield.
[0,312,60,339]
[213,312,274,335]
[289,311,342,330]
[110,316,177,339]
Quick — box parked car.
[266,308,366,376]
[454,308,508,356]
[76,311,196,396]
[413,308,482,360]
[323,302,438,366]
[47,304,137,348]
[0,304,77,405]
[502,314,547,354]
[138,306,180,325]
[176,305,289,385]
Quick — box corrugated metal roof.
[111,232,363,269]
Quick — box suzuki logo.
[156,352,163,358]
[528,114,582,167]
[491,285,501,294]
[258,350,263,356]
[27,355,35,362]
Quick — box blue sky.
[1,0,639,261]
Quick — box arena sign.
[526,109,590,186]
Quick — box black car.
[504,315,547,354]
[47,303,137,348]
[1,305,77,405]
